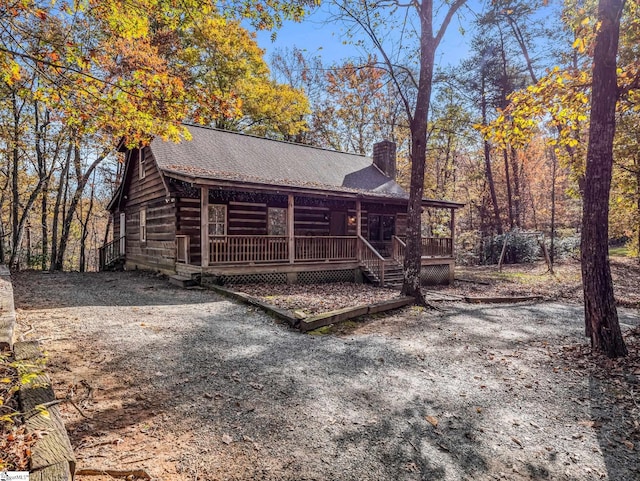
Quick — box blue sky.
[255,1,560,72]
[255,1,488,68]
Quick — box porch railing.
[205,235,452,266]
[421,237,452,257]
[210,236,288,264]
[98,236,125,270]
[295,236,357,262]
[358,235,385,286]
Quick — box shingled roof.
[149,124,408,199]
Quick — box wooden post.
[450,208,456,258]
[201,187,209,267]
[356,200,362,260]
[288,194,295,264]
[498,232,509,272]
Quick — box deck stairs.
[360,258,404,289]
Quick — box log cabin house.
[102,124,463,287]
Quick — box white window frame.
[138,149,146,180]
[140,208,147,242]
[208,204,227,237]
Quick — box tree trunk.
[50,144,72,271]
[11,91,21,263]
[53,143,109,271]
[79,173,96,272]
[580,0,627,358]
[549,147,558,271]
[481,75,503,235]
[402,4,437,304]
[503,149,514,228]
[510,146,522,227]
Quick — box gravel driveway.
[12,271,640,481]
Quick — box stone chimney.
[372,140,396,179]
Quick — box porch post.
[201,187,209,267]
[356,199,362,260]
[288,194,295,264]
[450,208,456,258]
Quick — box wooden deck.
[173,235,454,286]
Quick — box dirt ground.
[11,261,640,481]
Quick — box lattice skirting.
[297,269,355,284]
[202,269,356,286]
[420,265,451,285]
[203,272,288,286]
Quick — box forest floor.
[10,257,640,481]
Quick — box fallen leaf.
[426,415,438,427]
[222,434,232,445]
[511,437,523,448]
[578,420,596,428]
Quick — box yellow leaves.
[2,60,22,86]
[572,37,587,54]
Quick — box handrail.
[99,236,125,270]
[392,235,406,264]
[358,235,385,286]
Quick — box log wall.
[121,148,177,272]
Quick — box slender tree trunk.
[54,143,109,271]
[580,0,627,357]
[79,172,96,272]
[481,75,503,235]
[11,91,21,262]
[503,149,514,229]
[549,147,558,270]
[510,146,522,227]
[50,144,72,271]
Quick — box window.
[138,149,146,179]
[208,204,226,236]
[268,208,287,236]
[140,208,147,242]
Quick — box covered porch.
[174,185,458,287]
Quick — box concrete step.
[169,274,198,288]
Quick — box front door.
[368,214,395,255]
[329,211,347,236]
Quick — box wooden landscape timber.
[0,265,16,350]
[14,341,76,480]
[206,283,415,332]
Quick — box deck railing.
[210,236,288,264]
[295,236,357,262]
[209,235,358,264]
[421,237,452,257]
[358,235,385,285]
[205,235,452,266]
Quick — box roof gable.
[149,125,408,198]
